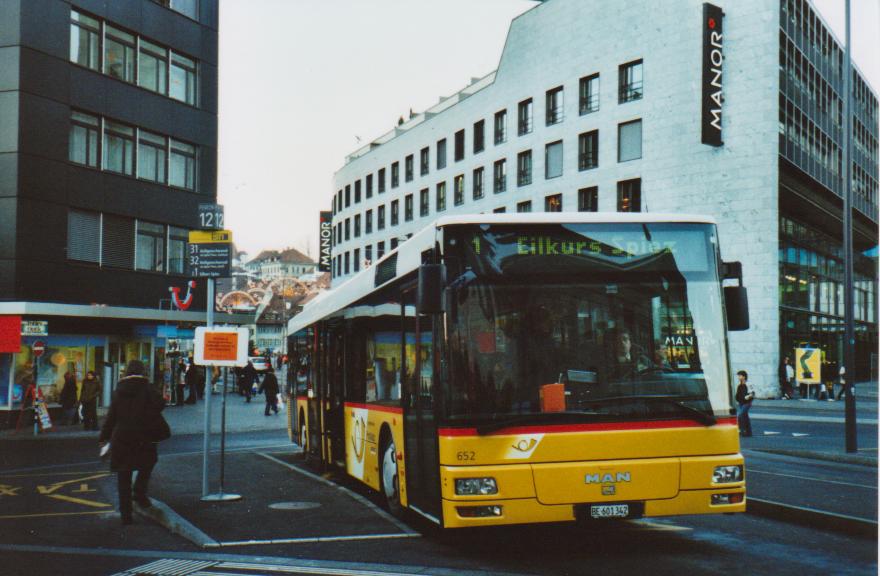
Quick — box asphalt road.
[0,428,876,576]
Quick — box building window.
[617,178,641,212]
[345,184,351,207]
[169,139,196,189]
[365,209,373,234]
[473,120,485,154]
[618,119,642,162]
[366,174,373,198]
[365,245,372,267]
[517,150,532,187]
[579,73,599,115]
[377,241,385,260]
[391,199,399,225]
[101,214,135,269]
[336,190,342,213]
[69,111,99,168]
[545,193,562,212]
[391,162,399,188]
[578,186,598,212]
[354,248,360,272]
[378,168,386,193]
[420,147,429,176]
[355,179,362,203]
[454,129,465,162]
[545,86,564,125]
[493,206,506,214]
[136,221,165,272]
[170,52,197,106]
[436,182,447,212]
[454,174,465,206]
[152,0,199,20]
[70,10,100,71]
[545,140,563,179]
[420,188,429,217]
[619,59,643,103]
[518,98,533,136]
[168,226,188,274]
[578,130,599,170]
[437,138,447,169]
[378,205,386,230]
[516,200,532,213]
[345,218,350,241]
[344,251,350,274]
[103,120,135,176]
[405,154,414,182]
[354,214,361,237]
[472,167,484,200]
[494,109,507,144]
[67,210,100,263]
[138,39,168,95]
[104,25,135,82]
[137,130,167,183]
[493,159,507,193]
[404,194,414,221]
[390,238,398,250]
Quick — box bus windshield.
[443,223,732,426]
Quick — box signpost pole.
[201,278,214,499]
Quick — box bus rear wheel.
[381,439,403,517]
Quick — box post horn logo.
[350,416,367,463]
[169,280,197,311]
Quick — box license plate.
[590,504,629,519]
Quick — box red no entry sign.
[32,340,46,358]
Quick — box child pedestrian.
[735,370,754,437]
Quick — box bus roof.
[287,213,716,335]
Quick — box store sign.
[0,315,21,353]
[319,211,332,272]
[21,320,48,336]
[795,347,821,384]
[701,3,724,147]
[169,280,197,310]
[194,326,249,367]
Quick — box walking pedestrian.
[184,361,199,404]
[60,371,79,425]
[259,365,280,416]
[836,365,850,400]
[99,360,167,525]
[80,370,101,430]
[241,361,257,403]
[175,359,186,406]
[735,370,754,437]
[779,356,794,399]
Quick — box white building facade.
[328,0,878,396]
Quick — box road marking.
[218,561,424,575]
[257,452,418,535]
[36,473,108,494]
[0,483,21,496]
[0,510,113,520]
[751,413,878,425]
[208,533,421,548]
[791,433,809,437]
[748,468,877,489]
[0,469,106,478]
[762,431,780,435]
[633,520,692,532]
[46,493,112,508]
[113,558,427,576]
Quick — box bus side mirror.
[722,261,749,331]
[418,264,445,314]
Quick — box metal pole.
[219,366,227,490]
[843,0,857,453]
[201,278,215,497]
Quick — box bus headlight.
[455,477,498,495]
[712,465,743,483]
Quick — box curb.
[136,497,219,548]
[747,497,877,539]
[751,448,878,468]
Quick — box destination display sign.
[188,242,232,278]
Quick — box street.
[0,389,876,576]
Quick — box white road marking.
[751,413,878,425]
[207,533,421,548]
[762,431,781,435]
[257,452,418,535]
[791,433,810,437]
[748,469,877,489]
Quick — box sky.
[217,0,880,261]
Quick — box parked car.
[249,356,271,373]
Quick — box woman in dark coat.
[60,371,79,425]
[259,366,280,416]
[100,360,166,524]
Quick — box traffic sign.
[189,230,232,244]
[198,204,225,231]
[33,340,46,358]
[21,320,48,336]
[188,242,232,278]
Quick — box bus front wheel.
[381,439,402,517]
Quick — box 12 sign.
[198,203,225,230]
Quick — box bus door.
[304,326,322,462]
[402,287,442,520]
[324,319,346,467]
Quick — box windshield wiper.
[584,395,716,426]
[475,411,602,436]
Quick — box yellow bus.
[287,213,750,528]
